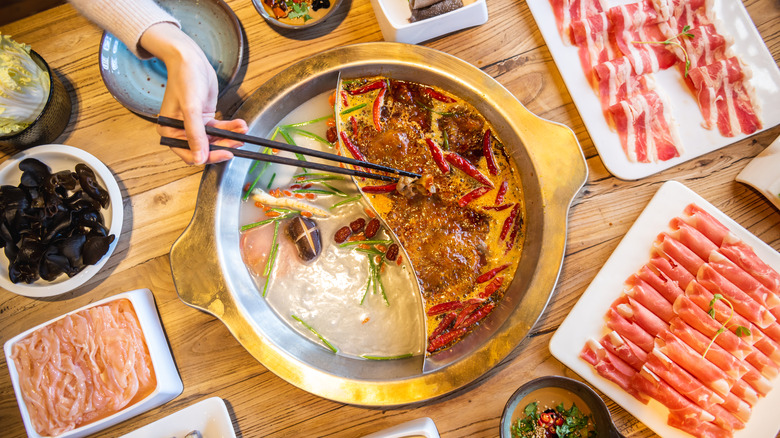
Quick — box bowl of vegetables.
[500,376,622,438]
[251,0,343,29]
[0,35,71,149]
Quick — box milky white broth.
[239,91,425,359]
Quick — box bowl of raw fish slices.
[3,289,182,438]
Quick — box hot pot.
[170,43,587,406]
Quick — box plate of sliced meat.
[550,180,780,438]
[527,0,780,180]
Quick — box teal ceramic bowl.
[98,0,243,118]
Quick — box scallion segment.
[291,315,338,353]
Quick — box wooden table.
[1,1,778,436]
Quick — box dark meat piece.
[384,194,489,302]
[438,107,485,162]
[409,0,463,22]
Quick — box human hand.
[139,22,247,165]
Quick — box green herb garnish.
[340,103,367,115]
[511,401,596,438]
[703,293,751,357]
[330,195,362,210]
[360,353,413,360]
[633,25,696,76]
[291,315,337,352]
[415,99,456,116]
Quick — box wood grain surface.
[1,1,779,437]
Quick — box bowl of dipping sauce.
[252,0,343,29]
[500,376,624,438]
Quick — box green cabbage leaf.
[0,33,50,135]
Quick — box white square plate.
[4,289,182,438]
[369,0,488,44]
[526,1,780,180]
[120,397,235,438]
[550,181,780,437]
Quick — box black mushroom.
[0,158,115,284]
[286,216,322,262]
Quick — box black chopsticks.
[156,116,420,180]
[160,137,401,183]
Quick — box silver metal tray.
[170,43,587,406]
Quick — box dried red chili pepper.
[482,204,513,212]
[453,302,482,328]
[458,303,495,329]
[479,276,504,299]
[500,204,521,241]
[427,327,468,352]
[483,129,499,175]
[426,300,462,316]
[495,180,508,205]
[444,152,494,187]
[373,87,386,132]
[421,87,456,103]
[350,115,358,136]
[428,312,456,340]
[340,90,349,107]
[458,186,492,207]
[361,183,396,194]
[424,138,450,173]
[477,263,510,283]
[339,131,366,161]
[348,80,386,95]
[506,209,524,253]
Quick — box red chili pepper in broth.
[479,276,504,299]
[506,209,524,253]
[458,186,492,207]
[426,300,462,316]
[373,87,386,131]
[444,152,494,187]
[361,183,397,194]
[483,204,513,212]
[495,180,508,205]
[477,264,510,283]
[428,312,456,340]
[348,80,386,95]
[500,204,521,241]
[483,129,499,176]
[421,87,456,103]
[340,90,349,107]
[427,327,468,352]
[453,302,482,328]
[458,303,495,329]
[424,138,450,173]
[339,131,366,161]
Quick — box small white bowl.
[736,134,780,211]
[369,0,488,44]
[119,397,235,438]
[0,144,123,297]
[4,288,183,438]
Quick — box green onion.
[278,129,307,162]
[284,114,332,127]
[376,261,389,306]
[293,188,337,195]
[339,239,393,247]
[354,248,385,257]
[266,173,276,189]
[442,131,450,151]
[240,218,275,232]
[291,315,338,353]
[242,146,273,201]
[361,260,372,305]
[415,100,455,116]
[294,172,342,179]
[321,182,348,197]
[360,353,413,360]
[340,103,367,115]
[294,176,343,183]
[286,127,331,147]
[330,195,362,210]
[263,221,281,278]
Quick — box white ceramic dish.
[737,134,780,211]
[4,288,183,438]
[120,397,235,438]
[0,144,123,297]
[550,181,780,437]
[362,417,440,438]
[526,0,780,180]
[369,0,487,44]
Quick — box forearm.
[68,0,180,59]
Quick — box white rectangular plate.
[120,397,236,438]
[526,0,780,180]
[550,181,780,437]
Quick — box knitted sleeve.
[68,0,180,59]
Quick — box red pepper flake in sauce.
[305,193,317,200]
[282,190,293,197]
[362,317,370,324]
[477,264,510,283]
[301,211,313,218]
[425,138,450,174]
[255,201,264,208]
[458,186,492,207]
[483,129,499,176]
[373,87,386,132]
[495,180,508,205]
[294,193,305,199]
[303,183,313,189]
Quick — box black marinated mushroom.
[0,158,115,284]
[286,216,321,262]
